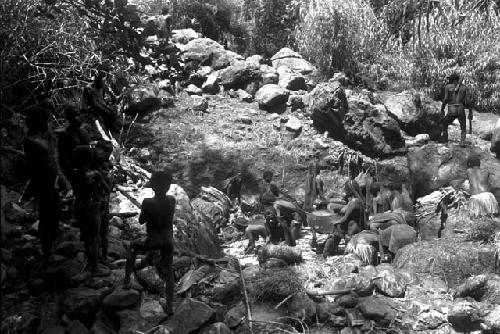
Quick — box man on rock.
[440,72,472,146]
[467,155,499,218]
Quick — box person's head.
[264,207,277,221]
[25,103,51,133]
[73,145,93,169]
[94,70,106,89]
[161,6,169,15]
[467,155,481,168]
[64,105,82,127]
[447,72,460,83]
[263,170,273,183]
[94,140,113,164]
[149,169,173,195]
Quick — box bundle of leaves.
[258,244,303,265]
[248,267,304,303]
[465,217,500,244]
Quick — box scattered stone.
[116,309,149,334]
[237,116,252,125]
[102,288,140,310]
[288,94,305,111]
[358,295,397,325]
[61,287,104,322]
[191,96,209,112]
[447,299,485,332]
[219,63,261,90]
[202,71,220,94]
[336,294,358,308]
[186,84,203,95]
[237,89,253,102]
[107,238,127,260]
[140,299,167,324]
[224,302,246,329]
[171,29,200,44]
[108,225,122,240]
[245,55,263,66]
[285,116,302,134]
[3,201,28,222]
[54,241,84,258]
[255,84,289,113]
[262,72,279,85]
[163,298,216,333]
[137,266,164,294]
[278,71,307,91]
[66,320,90,334]
[316,302,343,322]
[287,292,317,323]
[271,48,315,74]
[109,216,124,229]
[201,322,231,334]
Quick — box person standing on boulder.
[123,170,176,315]
[440,72,472,146]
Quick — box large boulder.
[491,117,500,159]
[181,38,233,68]
[277,68,307,91]
[344,98,406,157]
[61,288,106,323]
[171,29,200,44]
[271,48,315,74]
[383,91,443,140]
[163,298,215,334]
[407,143,500,199]
[218,62,261,90]
[307,81,348,139]
[255,84,290,113]
[394,239,496,287]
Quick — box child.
[123,170,176,315]
[72,145,110,276]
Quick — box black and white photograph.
[1,0,500,333]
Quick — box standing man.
[440,72,472,146]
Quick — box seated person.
[323,180,364,257]
[372,186,392,215]
[467,155,499,217]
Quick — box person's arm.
[441,86,449,116]
[336,200,356,226]
[264,221,272,244]
[138,200,148,225]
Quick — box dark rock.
[91,311,119,334]
[219,63,261,90]
[110,216,124,229]
[316,302,344,322]
[1,313,40,334]
[278,71,307,91]
[224,302,245,329]
[336,294,358,308]
[107,238,127,260]
[288,94,305,111]
[40,325,66,334]
[407,143,500,199]
[201,322,231,334]
[358,295,397,325]
[271,48,315,74]
[308,81,348,139]
[85,276,115,289]
[116,309,149,334]
[344,100,405,157]
[237,89,253,102]
[447,300,486,332]
[43,256,87,288]
[383,91,443,140]
[202,71,220,94]
[3,201,28,222]
[163,298,216,333]
[102,288,140,310]
[255,84,289,113]
[136,266,163,294]
[330,315,347,327]
[66,320,90,334]
[140,299,167,324]
[54,241,84,258]
[454,274,500,305]
[262,72,279,85]
[287,292,317,323]
[61,287,104,322]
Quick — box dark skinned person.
[91,140,114,263]
[222,172,242,205]
[23,103,71,262]
[467,155,499,218]
[244,207,286,254]
[72,145,110,276]
[82,70,120,133]
[58,105,91,179]
[323,180,364,258]
[258,170,300,247]
[440,72,472,146]
[124,170,176,315]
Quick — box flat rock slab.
[102,288,140,310]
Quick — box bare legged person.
[123,170,176,315]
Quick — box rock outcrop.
[271,48,315,74]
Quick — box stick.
[275,293,296,310]
[237,260,253,334]
[117,186,142,208]
[305,288,354,297]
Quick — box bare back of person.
[141,196,175,248]
[467,167,489,195]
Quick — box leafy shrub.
[295,0,387,76]
[466,217,500,244]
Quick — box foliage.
[465,217,500,244]
[248,268,304,303]
[294,0,387,77]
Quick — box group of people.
[22,99,177,314]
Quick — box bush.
[378,2,500,113]
[295,0,387,77]
[466,217,500,244]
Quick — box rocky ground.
[2,21,500,334]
